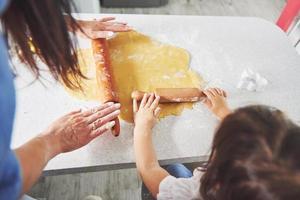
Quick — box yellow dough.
[65,31,203,123]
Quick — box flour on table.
[237,68,268,91]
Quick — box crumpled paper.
[237,68,268,91]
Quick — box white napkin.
[237,68,268,91]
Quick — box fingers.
[133,98,138,114]
[88,108,120,133]
[203,89,214,100]
[154,107,161,117]
[215,88,227,97]
[204,88,227,98]
[150,94,160,110]
[98,17,128,26]
[135,92,160,112]
[89,121,116,139]
[145,93,155,108]
[98,17,115,22]
[98,109,120,126]
[99,22,132,32]
[68,108,82,115]
[221,89,227,97]
[86,103,120,124]
[81,102,114,117]
[208,88,217,96]
[215,88,222,96]
[140,93,149,108]
[112,21,128,25]
[89,31,115,39]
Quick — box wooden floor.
[29,169,142,200]
[29,0,286,199]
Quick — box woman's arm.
[133,94,169,197]
[14,134,60,193]
[15,102,120,194]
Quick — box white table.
[12,14,300,175]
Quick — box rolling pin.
[131,88,206,103]
[92,38,120,137]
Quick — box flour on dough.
[65,31,203,123]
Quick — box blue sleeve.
[0,21,22,199]
[0,44,22,199]
[0,150,22,200]
[0,0,22,198]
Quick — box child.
[133,88,300,200]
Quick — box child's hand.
[133,93,161,130]
[203,88,231,119]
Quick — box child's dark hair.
[200,105,300,200]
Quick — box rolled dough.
[65,31,203,123]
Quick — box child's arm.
[203,88,231,119]
[133,93,169,197]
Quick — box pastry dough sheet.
[66,31,203,123]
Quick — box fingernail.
[106,31,115,38]
[115,103,121,108]
[107,102,114,105]
[105,121,115,129]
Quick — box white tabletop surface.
[11,14,300,174]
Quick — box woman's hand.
[133,93,161,131]
[43,102,120,154]
[203,88,231,119]
[76,17,132,39]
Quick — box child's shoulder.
[157,168,204,200]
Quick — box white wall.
[73,0,100,13]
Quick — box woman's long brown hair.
[200,105,300,200]
[2,0,83,89]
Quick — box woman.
[0,0,130,199]
[133,88,300,200]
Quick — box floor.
[101,0,285,22]
[28,0,286,199]
[29,169,141,200]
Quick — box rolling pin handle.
[131,90,146,101]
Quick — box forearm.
[134,126,169,196]
[217,107,231,120]
[134,127,158,169]
[14,133,60,194]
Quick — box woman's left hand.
[43,102,120,154]
[76,17,132,39]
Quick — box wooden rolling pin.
[131,88,206,103]
[92,38,120,137]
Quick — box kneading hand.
[43,102,120,153]
[133,93,161,130]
